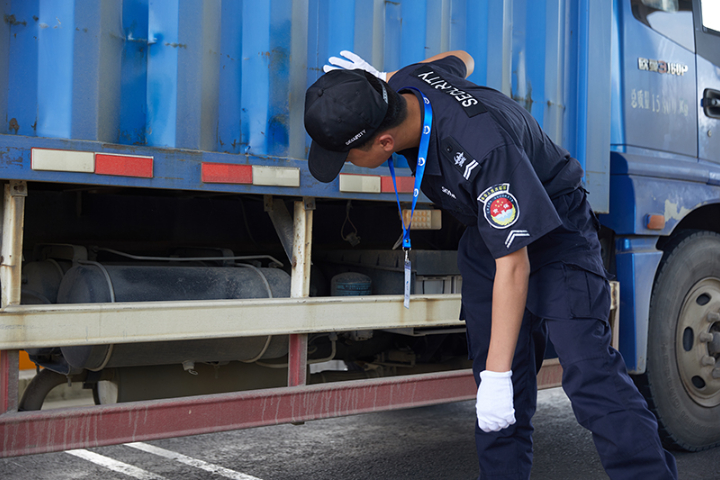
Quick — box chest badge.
[440,136,481,181]
[478,183,519,229]
[442,186,457,199]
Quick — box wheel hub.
[676,278,720,407]
[706,332,720,356]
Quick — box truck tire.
[639,230,720,451]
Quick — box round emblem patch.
[484,192,518,229]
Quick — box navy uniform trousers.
[458,189,678,480]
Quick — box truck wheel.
[641,230,720,451]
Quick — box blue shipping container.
[0,0,611,208]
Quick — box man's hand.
[476,370,516,432]
[323,51,387,81]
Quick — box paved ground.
[0,387,718,479]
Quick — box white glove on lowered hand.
[323,50,387,81]
[476,370,516,432]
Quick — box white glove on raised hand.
[476,370,516,432]
[323,50,387,81]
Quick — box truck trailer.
[0,0,718,456]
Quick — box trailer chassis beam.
[0,361,564,458]
[0,295,465,350]
[0,370,475,457]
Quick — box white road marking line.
[125,442,263,480]
[66,449,167,480]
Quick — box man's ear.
[377,133,395,153]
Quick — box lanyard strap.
[388,87,432,250]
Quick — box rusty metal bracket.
[0,181,26,415]
[302,196,316,211]
[264,195,295,263]
[1,181,27,307]
[288,197,314,387]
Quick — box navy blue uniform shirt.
[389,56,601,271]
[390,56,608,320]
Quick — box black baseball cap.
[304,69,389,183]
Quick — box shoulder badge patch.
[505,230,530,248]
[477,183,519,229]
[440,136,482,182]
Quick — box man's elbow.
[456,51,475,77]
[496,247,530,279]
[509,258,530,280]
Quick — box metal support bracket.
[264,195,295,264]
[0,351,19,413]
[288,197,314,387]
[0,180,25,414]
[1,180,27,308]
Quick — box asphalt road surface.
[0,388,718,479]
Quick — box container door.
[624,0,697,158]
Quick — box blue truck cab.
[601,0,720,451]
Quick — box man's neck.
[393,92,424,151]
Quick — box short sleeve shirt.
[389,56,585,261]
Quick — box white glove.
[476,370,516,432]
[323,50,387,81]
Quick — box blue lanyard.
[388,87,432,250]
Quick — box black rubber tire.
[637,230,720,451]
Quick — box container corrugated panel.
[0,0,610,207]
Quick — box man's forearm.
[486,247,530,372]
[421,51,474,77]
[386,50,474,81]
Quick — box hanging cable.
[94,247,283,268]
[340,200,361,246]
[235,263,274,364]
[77,260,116,303]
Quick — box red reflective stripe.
[201,163,252,184]
[95,154,153,178]
[0,361,563,457]
[381,175,414,193]
[0,370,477,457]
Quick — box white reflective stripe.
[99,153,154,159]
[463,160,478,180]
[339,174,381,193]
[505,230,530,248]
[252,166,300,187]
[31,148,94,173]
[126,443,263,480]
[66,449,167,480]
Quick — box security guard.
[304,51,678,480]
